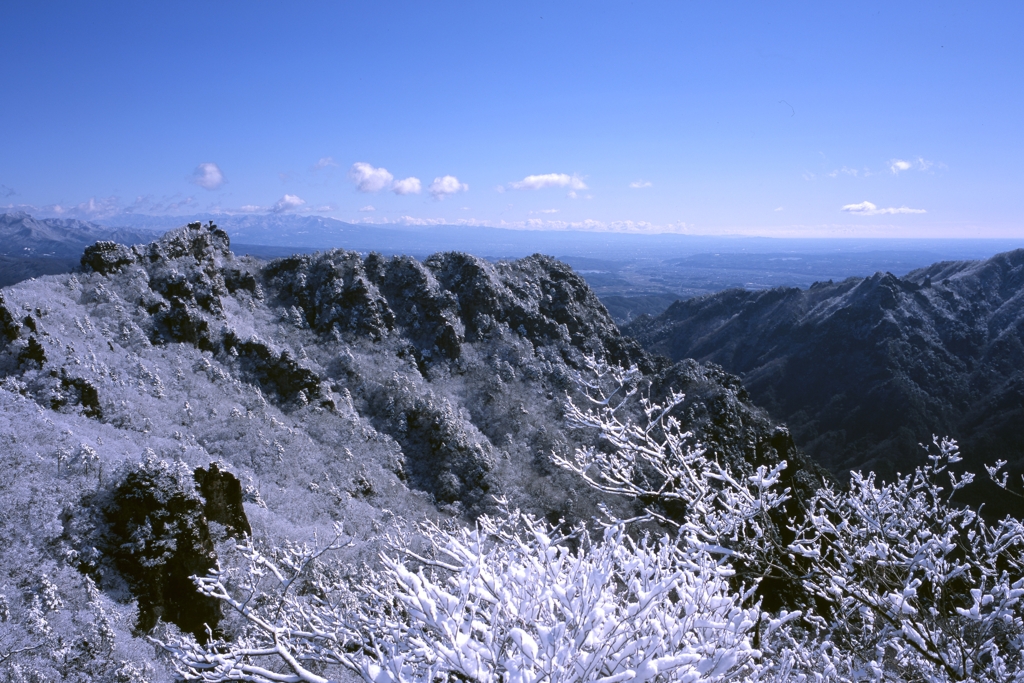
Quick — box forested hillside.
[626,249,1024,510]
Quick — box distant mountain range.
[626,249,1024,513]
[98,211,1024,263]
[0,212,157,287]
[8,211,1023,316]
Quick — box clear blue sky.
[2,2,1022,237]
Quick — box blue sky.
[2,2,1022,237]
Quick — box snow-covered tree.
[788,438,1024,681]
[154,507,800,682]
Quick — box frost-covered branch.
[152,526,358,683]
[554,358,1024,681]
[788,437,1024,681]
[554,357,791,567]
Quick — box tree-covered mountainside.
[625,249,1024,509]
[0,222,821,680]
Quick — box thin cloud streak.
[311,157,338,171]
[509,173,587,191]
[841,201,926,215]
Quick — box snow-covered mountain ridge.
[0,221,823,679]
[626,249,1024,512]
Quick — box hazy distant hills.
[626,249,1024,510]
[98,213,1024,323]
[7,210,1024,323]
[0,211,157,287]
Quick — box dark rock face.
[225,333,331,407]
[52,372,103,419]
[0,292,20,343]
[19,336,46,367]
[626,249,1024,504]
[194,463,252,538]
[424,252,652,371]
[101,457,221,638]
[264,250,396,339]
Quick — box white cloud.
[841,201,926,215]
[239,204,263,213]
[629,180,652,189]
[890,159,913,174]
[312,157,338,171]
[192,162,225,190]
[568,191,578,199]
[349,162,394,193]
[509,173,587,191]
[271,194,306,213]
[775,206,784,212]
[392,177,422,195]
[429,175,468,199]
[529,209,560,214]
[359,205,376,212]
[893,157,943,173]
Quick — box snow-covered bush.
[154,507,800,683]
